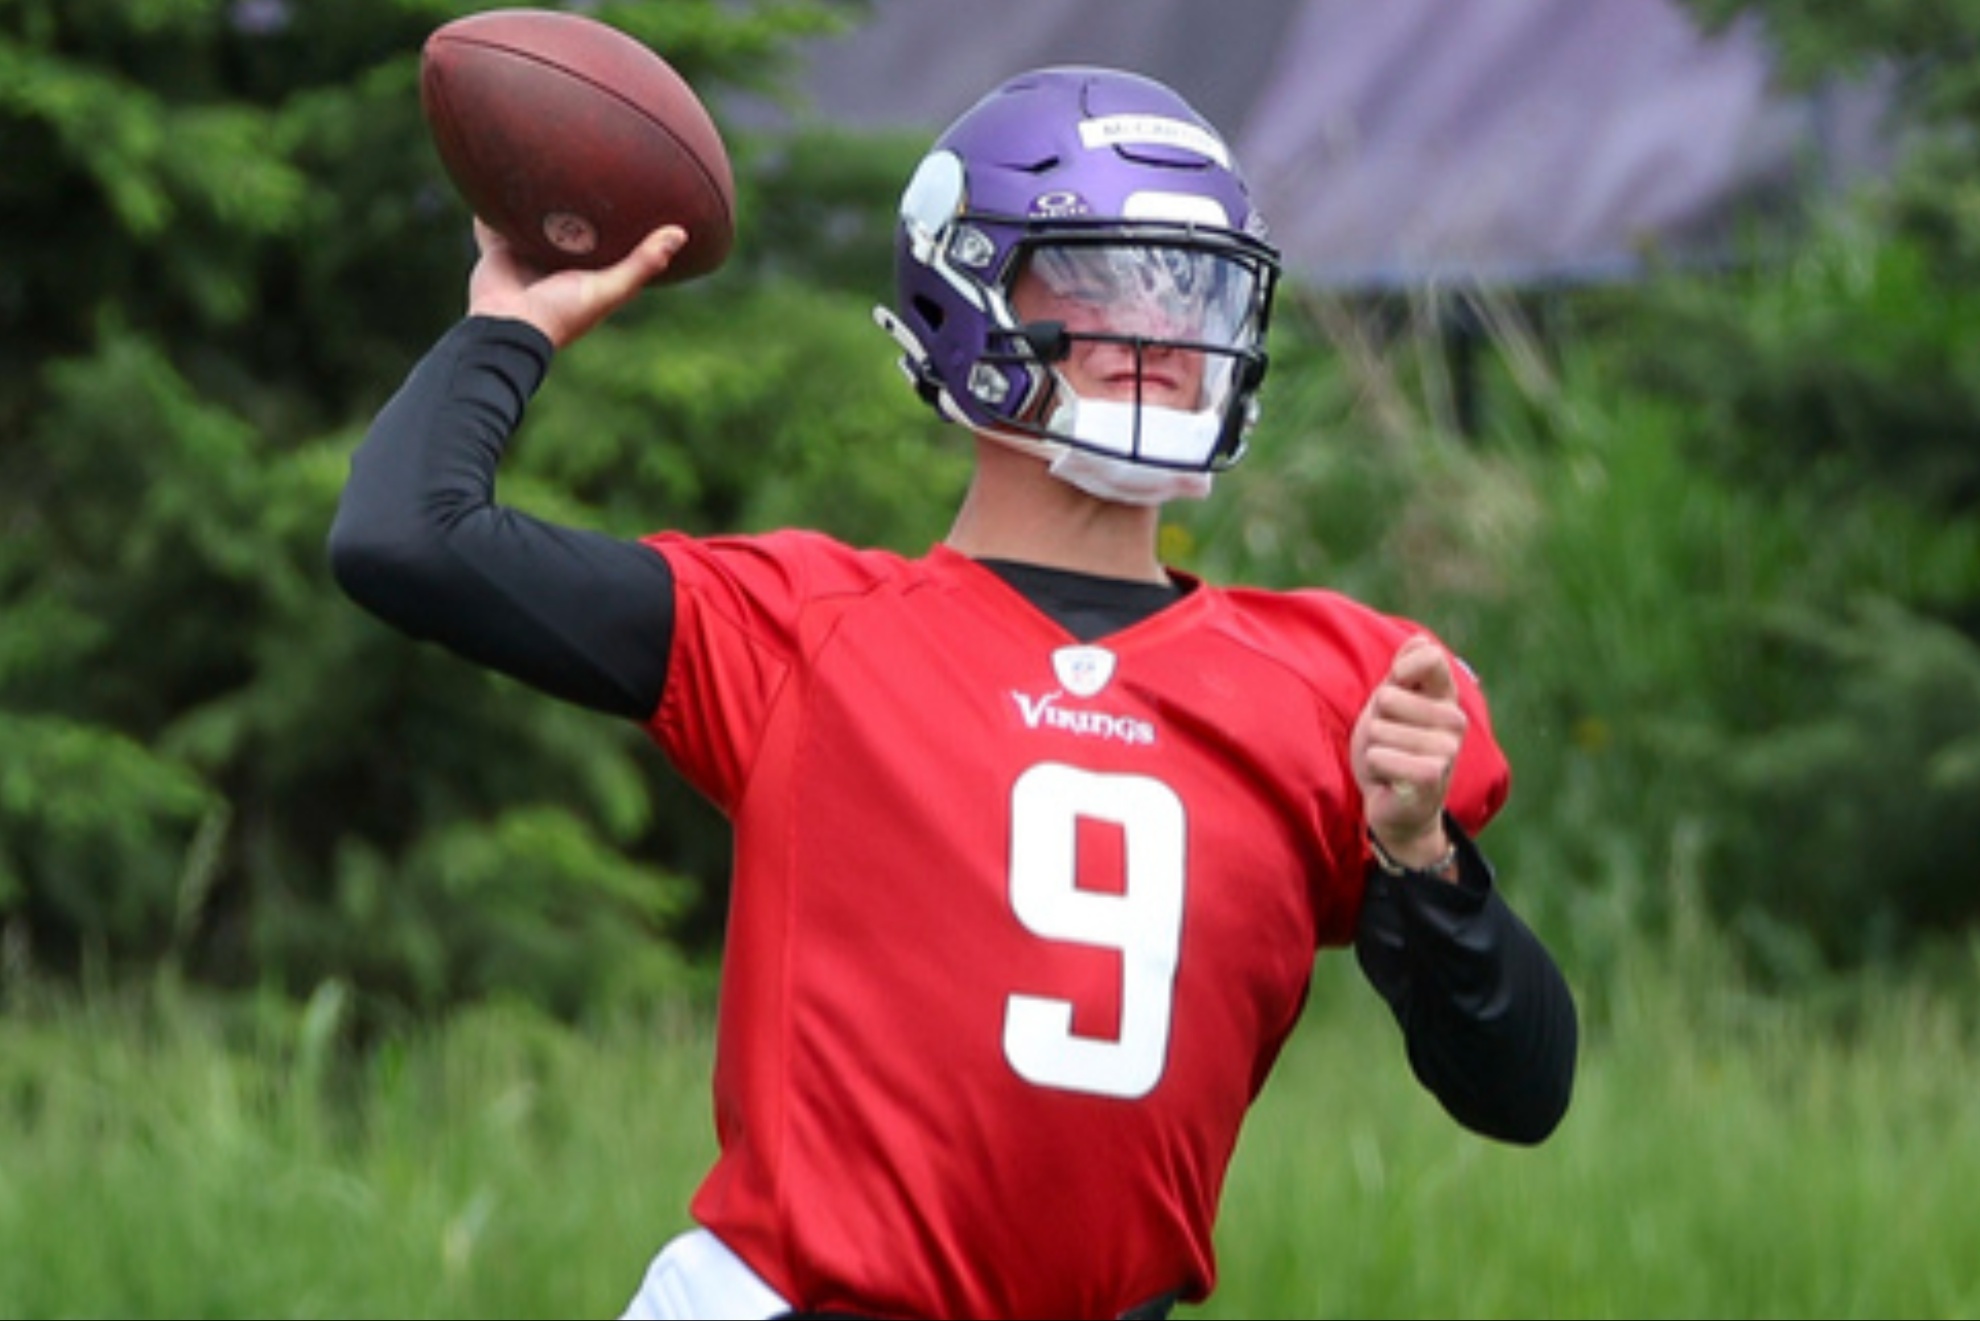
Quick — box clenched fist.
[1350,633,1467,872]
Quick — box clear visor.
[1018,242,1266,350]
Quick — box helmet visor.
[1017,241,1268,352]
[1007,239,1271,429]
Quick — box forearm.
[327,316,675,721]
[1354,824,1579,1145]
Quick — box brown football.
[420,7,735,282]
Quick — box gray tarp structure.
[781,0,1891,289]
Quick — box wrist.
[1368,825,1459,881]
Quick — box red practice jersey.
[644,531,1509,1319]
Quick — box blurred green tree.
[11,0,1980,1020]
[1520,0,1980,978]
[0,0,940,1020]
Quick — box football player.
[331,65,1578,1321]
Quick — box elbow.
[326,506,390,607]
[1480,1068,1574,1147]
[325,505,443,636]
[1439,1055,1576,1147]
[1464,1000,1579,1147]
[1412,979,1581,1147]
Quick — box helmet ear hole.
[912,295,946,331]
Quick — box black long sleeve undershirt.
[329,314,1577,1144]
[1355,822,1577,1143]
[329,316,676,720]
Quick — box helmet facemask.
[875,66,1284,505]
[979,234,1275,502]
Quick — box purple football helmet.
[875,66,1282,503]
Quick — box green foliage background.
[6,1,1980,1317]
[4,0,1980,1030]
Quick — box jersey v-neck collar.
[925,543,1213,646]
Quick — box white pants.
[618,1227,793,1320]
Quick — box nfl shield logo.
[1052,645,1116,697]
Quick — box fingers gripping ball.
[420,7,736,282]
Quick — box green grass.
[1204,953,1980,1319]
[0,983,712,1319]
[3,947,1977,1320]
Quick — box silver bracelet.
[1368,828,1458,879]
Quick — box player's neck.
[945,440,1169,584]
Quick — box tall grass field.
[3,939,1977,1319]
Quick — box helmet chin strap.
[1041,393,1219,506]
[1049,448,1214,506]
[969,414,1215,507]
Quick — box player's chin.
[1148,389,1202,412]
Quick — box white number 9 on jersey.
[1003,762,1187,1099]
